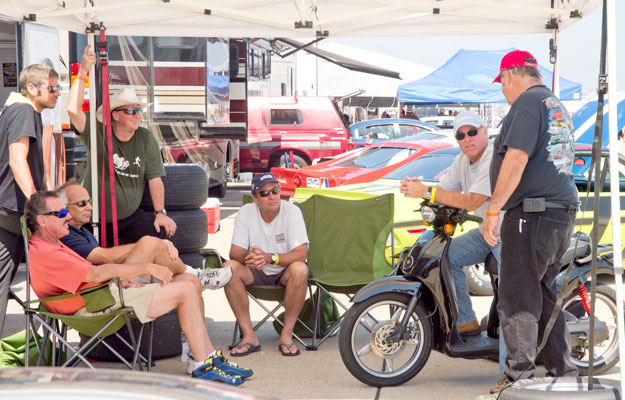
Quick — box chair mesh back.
[298,194,394,287]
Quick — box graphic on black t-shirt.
[544,96,575,176]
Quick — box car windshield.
[335,147,416,169]
[574,154,625,191]
[383,150,458,181]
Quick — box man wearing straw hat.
[67,46,176,246]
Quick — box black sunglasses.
[114,107,142,115]
[70,199,92,207]
[42,208,68,218]
[455,128,479,141]
[255,186,280,197]
[34,84,61,94]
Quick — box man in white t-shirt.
[223,172,310,358]
[400,111,502,338]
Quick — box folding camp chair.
[298,193,395,349]
[17,217,153,370]
[199,248,314,350]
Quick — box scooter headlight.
[421,206,435,223]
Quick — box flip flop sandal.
[230,342,261,357]
[278,342,300,357]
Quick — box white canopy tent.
[1,0,622,394]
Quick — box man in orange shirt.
[25,190,252,384]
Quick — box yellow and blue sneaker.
[213,350,253,378]
[192,357,243,386]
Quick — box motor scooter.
[338,201,619,387]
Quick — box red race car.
[271,135,455,197]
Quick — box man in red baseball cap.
[484,49,580,394]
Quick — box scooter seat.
[559,233,591,265]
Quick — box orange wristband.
[76,75,88,83]
[486,211,500,217]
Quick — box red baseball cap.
[493,50,538,83]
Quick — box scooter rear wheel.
[338,293,433,387]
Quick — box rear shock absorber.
[577,284,591,314]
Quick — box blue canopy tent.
[573,97,625,146]
[397,48,582,105]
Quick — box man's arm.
[483,147,529,245]
[8,137,37,198]
[399,177,487,211]
[148,177,177,237]
[67,45,97,134]
[261,243,307,267]
[83,262,172,286]
[87,243,136,265]
[229,244,249,266]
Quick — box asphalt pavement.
[3,181,621,399]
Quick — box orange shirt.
[28,235,99,315]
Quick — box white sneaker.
[199,267,233,290]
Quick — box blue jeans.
[447,227,505,373]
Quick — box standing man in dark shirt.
[483,50,579,394]
[0,64,60,335]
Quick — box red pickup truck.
[239,96,351,171]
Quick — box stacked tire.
[85,164,210,362]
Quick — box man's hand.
[121,277,144,288]
[149,264,173,286]
[162,239,178,260]
[483,214,500,246]
[244,246,266,270]
[154,214,177,237]
[399,176,427,198]
[80,45,97,75]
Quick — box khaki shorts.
[74,282,158,324]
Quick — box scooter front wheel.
[338,293,433,387]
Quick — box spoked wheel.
[338,293,433,387]
[563,283,619,376]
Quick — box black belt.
[545,201,578,213]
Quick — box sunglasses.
[255,186,280,197]
[114,107,142,115]
[70,199,92,207]
[42,208,68,218]
[455,128,479,141]
[34,84,61,94]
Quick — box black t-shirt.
[0,102,45,213]
[490,85,579,210]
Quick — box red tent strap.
[98,28,119,247]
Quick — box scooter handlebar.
[465,214,483,223]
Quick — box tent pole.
[551,29,560,97]
[87,33,99,242]
[605,0,625,395]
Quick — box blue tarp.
[573,98,625,146]
[397,48,582,105]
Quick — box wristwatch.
[154,209,167,215]
[271,253,279,265]
[424,187,432,200]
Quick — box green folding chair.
[17,217,153,370]
[298,193,395,349]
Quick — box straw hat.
[96,87,150,122]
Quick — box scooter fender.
[351,276,422,304]
[555,259,615,292]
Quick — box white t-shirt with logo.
[232,200,309,275]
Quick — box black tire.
[168,209,208,253]
[563,283,619,376]
[209,181,227,198]
[464,263,493,296]
[140,164,208,211]
[338,293,433,387]
[273,153,308,169]
[499,377,620,400]
[179,251,204,269]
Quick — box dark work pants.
[0,226,24,337]
[497,205,579,381]
[104,208,166,247]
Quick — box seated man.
[56,180,232,292]
[400,111,502,336]
[223,173,310,357]
[25,190,251,384]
